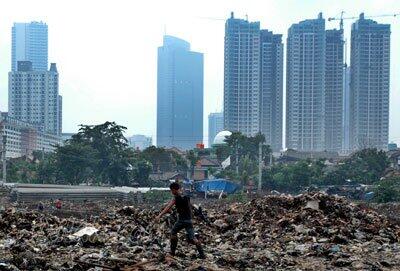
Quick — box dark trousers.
[170,220,204,257]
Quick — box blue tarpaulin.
[194,179,239,194]
[363,191,375,201]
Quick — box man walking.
[156,182,205,258]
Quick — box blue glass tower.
[157,36,204,150]
[208,112,224,147]
[12,22,48,71]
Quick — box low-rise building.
[388,142,398,151]
[61,132,75,143]
[388,150,400,171]
[0,112,62,158]
[193,157,221,181]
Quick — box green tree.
[186,150,199,178]
[214,144,231,162]
[70,122,132,184]
[288,160,313,188]
[239,154,257,186]
[326,148,389,185]
[141,146,187,173]
[222,132,272,183]
[37,152,59,184]
[262,160,325,192]
[374,177,400,203]
[37,122,145,186]
[54,142,97,184]
[6,158,38,183]
[133,160,152,185]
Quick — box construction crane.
[328,12,400,30]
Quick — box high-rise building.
[12,22,48,72]
[157,35,203,150]
[224,12,260,136]
[58,95,63,135]
[286,13,326,151]
[342,66,351,153]
[260,30,283,151]
[350,13,390,150]
[9,61,62,136]
[128,135,152,150]
[325,29,344,152]
[208,112,224,147]
[223,13,283,150]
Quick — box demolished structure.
[0,193,399,270]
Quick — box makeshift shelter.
[194,179,239,197]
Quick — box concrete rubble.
[6,184,146,203]
[0,193,399,270]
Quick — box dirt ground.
[1,193,400,270]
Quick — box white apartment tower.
[9,61,62,135]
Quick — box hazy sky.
[0,0,399,146]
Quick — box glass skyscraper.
[208,112,224,147]
[12,22,48,72]
[157,35,204,150]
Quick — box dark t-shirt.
[174,195,192,221]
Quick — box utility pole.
[235,142,239,175]
[2,135,7,184]
[258,140,262,193]
[269,152,273,167]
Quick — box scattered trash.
[0,192,399,270]
[305,200,320,210]
[69,226,98,238]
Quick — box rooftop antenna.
[245,14,248,21]
[340,11,345,30]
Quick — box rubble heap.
[0,193,399,270]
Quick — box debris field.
[1,193,400,270]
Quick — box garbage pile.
[368,202,400,225]
[0,193,399,270]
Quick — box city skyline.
[0,1,400,146]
